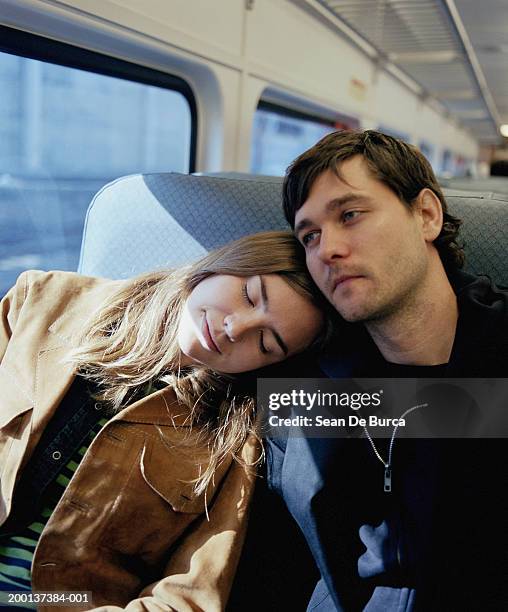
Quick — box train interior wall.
[1,0,479,173]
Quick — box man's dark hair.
[283,129,464,271]
[490,159,508,176]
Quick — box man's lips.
[203,314,221,353]
[331,275,363,292]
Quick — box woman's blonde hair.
[70,231,336,494]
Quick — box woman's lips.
[203,314,221,353]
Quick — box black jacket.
[321,270,508,378]
[267,270,508,611]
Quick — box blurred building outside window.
[0,49,193,296]
[250,102,358,176]
[377,125,411,143]
[418,140,436,171]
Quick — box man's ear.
[415,188,443,242]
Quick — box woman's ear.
[415,188,443,242]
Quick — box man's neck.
[365,266,459,366]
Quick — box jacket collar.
[33,278,192,432]
[43,287,191,428]
[111,386,193,427]
[1,275,192,433]
[320,270,508,377]
[29,280,122,432]
[1,322,82,432]
[45,277,126,350]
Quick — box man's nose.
[223,312,262,342]
[317,227,350,264]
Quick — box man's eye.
[242,283,254,307]
[342,210,361,223]
[302,230,319,246]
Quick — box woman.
[0,231,334,612]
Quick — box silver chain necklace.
[361,403,428,493]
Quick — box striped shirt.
[0,416,107,608]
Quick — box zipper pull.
[384,466,392,493]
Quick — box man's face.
[294,156,431,323]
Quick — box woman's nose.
[223,312,261,342]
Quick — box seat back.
[442,188,508,285]
[79,173,508,287]
[439,176,508,195]
[78,173,287,278]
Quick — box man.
[267,130,508,611]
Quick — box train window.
[378,126,411,142]
[419,141,436,169]
[454,155,468,177]
[440,149,454,177]
[0,27,196,297]
[251,102,336,176]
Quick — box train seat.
[77,173,508,609]
[439,176,508,195]
[78,173,288,279]
[78,173,508,287]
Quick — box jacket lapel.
[110,386,192,427]
[0,310,79,432]
[30,295,98,435]
[0,365,34,429]
[8,273,200,464]
[32,346,77,435]
[282,436,354,611]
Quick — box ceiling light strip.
[442,0,502,131]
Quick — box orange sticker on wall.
[349,78,367,101]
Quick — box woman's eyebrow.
[259,275,289,356]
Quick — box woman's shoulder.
[16,270,119,287]
[14,269,127,306]
[6,270,129,333]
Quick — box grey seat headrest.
[79,173,508,287]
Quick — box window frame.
[256,100,337,130]
[0,24,197,172]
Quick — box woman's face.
[177,273,324,373]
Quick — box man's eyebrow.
[294,193,367,236]
[259,275,289,356]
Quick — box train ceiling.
[298,0,507,143]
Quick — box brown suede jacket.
[0,270,259,612]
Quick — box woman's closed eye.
[242,282,268,354]
[259,330,269,354]
[242,282,254,307]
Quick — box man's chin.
[335,301,378,323]
[340,312,370,324]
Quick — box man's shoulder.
[452,268,507,299]
[453,270,508,340]
[453,269,508,297]
[444,269,508,375]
